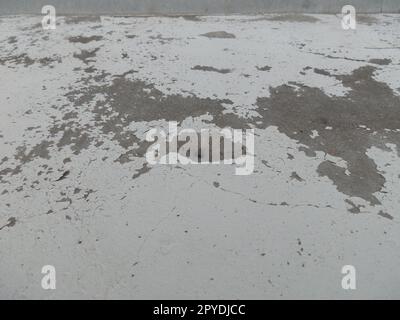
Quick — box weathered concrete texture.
[384,0,400,13]
[0,0,400,15]
[0,14,400,299]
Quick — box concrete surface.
[0,14,400,299]
[1,0,400,15]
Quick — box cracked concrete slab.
[0,14,400,299]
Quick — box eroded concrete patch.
[192,65,232,74]
[73,48,101,64]
[256,66,400,206]
[368,58,392,65]
[68,35,103,44]
[64,16,102,24]
[267,14,320,23]
[256,65,271,71]
[358,15,380,25]
[0,217,16,231]
[200,31,236,38]
[0,53,61,67]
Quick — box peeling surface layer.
[0,14,400,299]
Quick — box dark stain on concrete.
[149,34,177,44]
[3,52,396,207]
[63,111,78,120]
[267,14,320,23]
[132,163,151,180]
[0,54,35,67]
[345,199,363,214]
[0,217,16,231]
[0,157,8,166]
[37,56,62,67]
[115,141,152,164]
[256,65,271,72]
[15,141,53,163]
[290,172,304,182]
[73,48,100,64]
[182,15,202,22]
[0,166,22,183]
[378,210,394,220]
[299,146,317,158]
[192,65,232,74]
[368,58,392,66]
[65,73,244,154]
[50,69,249,182]
[308,51,366,63]
[0,140,53,183]
[55,170,70,182]
[49,122,92,155]
[0,54,61,68]
[357,15,379,25]
[20,22,42,31]
[256,66,400,205]
[314,68,331,76]
[65,16,102,25]
[68,35,103,44]
[7,36,17,44]
[163,14,202,21]
[200,31,236,39]
[56,196,72,206]
[84,66,96,73]
[82,189,95,201]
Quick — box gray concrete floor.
[0,14,400,299]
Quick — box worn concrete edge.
[0,0,399,15]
